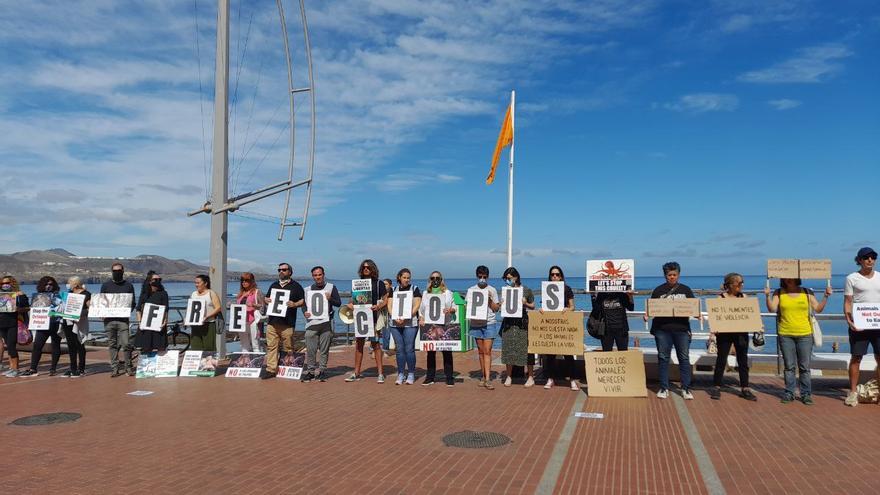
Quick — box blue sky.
[1,1,878,279]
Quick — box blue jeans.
[779,335,812,397]
[655,329,691,390]
[389,326,417,375]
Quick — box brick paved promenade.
[2,346,877,494]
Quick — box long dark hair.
[358,259,379,280]
[138,271,163,308]
[37,276,59,293]
[196,274,211,289]
[547,265,565,281]
[502,267,521,287]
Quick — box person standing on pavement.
[540,266,580,391]
[647,262,696,400]
[301,266,340,382]
[136,271,169,355]
[388,268,422,385]
[708,273,757,401]
[419,270,458,387]
[101,263,136,377]
[468,265,501,390]
[0,275,29,377]
[236,272,265,352]
[344,259,388,383]
[60,276,91,377]
[500,267,537,388]
[262,263,305,379]
[843,246,880,407]
[189,275,223,352]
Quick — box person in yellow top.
[765,278,831,404]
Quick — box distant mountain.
[0,248,269,284]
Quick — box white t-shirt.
[419,289,457,325]
[467,284,499,327]
[844,271,880,303]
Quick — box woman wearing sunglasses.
[500,267,537,387]
[540,266,579,391]
[0,275,29,377]
[419,271,457,386]
[345,259,388,383]
[236,272,266,352]
[136,270,169,355]
[709,273,757,401]
[21,276,64,376]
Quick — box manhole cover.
[442,430,511,449]
[10,412,82,426]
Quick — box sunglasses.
[430,276,442,281]
[278,268,290,272]
[151,278,162,282]
[861,255,878,261]
[240,278,252,283]
[550,272,562,277]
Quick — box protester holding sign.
[301,266,341,382]
[419,271,457,386]
[136,271,169,355]
[594,289,634,352]
[843,246,880,407]
[101,263,136,377]
[540,266,579,391]
[344,259,388,383]
[389,268,422,386]
[468,265,501,390]
[60,276,91,377]
[500,267,537,387]
[765,278,831,405]
[236,272,265,353]
[189,275,223,352]
[648,262,696,400]
[262,263,305,379]
[0,275,29,377]
[23,276,64,377]
[709,273,757,401]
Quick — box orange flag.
[486,103,513,185]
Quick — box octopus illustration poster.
[277,351,305,380]
[351,279,372,305]
[587,259,635,292]
[0,293,15,313]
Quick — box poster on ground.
[135,353,158,378]
[852,303,880,331]
[225,352,265,378]
[527,310,584,355]
[704,297,763,333]
[278,351,305,380]
[179,351,218,377]
[419,323,462,352]
[89,293,133,318]
[584,350,647,397]
[587,259,635,292]
[136,351,179,378]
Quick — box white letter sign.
[184,297,209,326]
[353,304,375,338]
[423,294,445,325]
[266,288,290,317]
[853,303,880,331]
[467,288,489,321]
[306,290,329,323]
[392,290,413,321]
[542,281,564,311]
[228,304,247,333]
[501,287,523,318]
[140,303,165,332]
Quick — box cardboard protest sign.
[227,304,247,333]
[89,293,133,318]
[584,350,647,397]
[29,307,51,330]
[852,303,880,331]
[184,297,210,326]
[278,351,305,380]
[179,351,218,377]
[767,259,799,279]
[527,310,584,355]
[54,292,86,321]
[266,288,290,317]
[646,298,675,317]
[541,281,565,311]
[587,259,635,292]
[500,286,523,318]
[419,323,462,351]
[305,290,329,323]
[225,352,265,378]
[466,288,489,321]
[391,290,413,321]
[798,259,832,280]
[353,305,375,338]
[423,294,446,325]
[671,298,701,317]
[704,297,763,333]
[351,279,372,305]
[0,293,16,313]
[139,303,166,331]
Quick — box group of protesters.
[1,246,878,407]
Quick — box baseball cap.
[856,247,877,259]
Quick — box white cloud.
[663,93,739,113]
[767,98,802,110]
[738,43,852,83]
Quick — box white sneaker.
[405,373,414,385]
[395,373,404,385]
[657,389,669,399]
[544,378,554,389]
[524,376,535,388]
[503,376,512,387]
[377,374,386,384]
[845,392,858,407]
[682,389,694,400]
[570,380,579,391]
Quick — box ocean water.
[18,274,852,353]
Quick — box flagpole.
[507,90,515,268]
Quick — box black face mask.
[112,270,124,282]
[150,280,160,287]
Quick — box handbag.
[804,288,823,347]
[17,319,32,345]
[752,332,765,347]
[857,379,879,404]
[587,307,605,338]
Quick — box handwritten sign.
[646,299,674,317]
[767,259,800,279]
[705,297,763,333]
[587,259,635,292]
[527,310,584,355]
[584,350,647,397]
[672,298,701,317]
[500,286,523,318]
[853,303,880,331]
[798,259,832,280]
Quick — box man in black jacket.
[262,262,304,379]
[101,263,136,377]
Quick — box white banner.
[466,288,489,321]
[391,290,413,321]
[541,281,565,311]
[29,307,51,330]
[139,303,166,332]
[266,288,290,317]
[179,351,218,377]
[306,289,330,323]
[500,287,523,318]
[89,293,133,318]
[184,297,209,326]
[853,303,880,331]
[353,304,375,338]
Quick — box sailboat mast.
[210,0,230,356]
